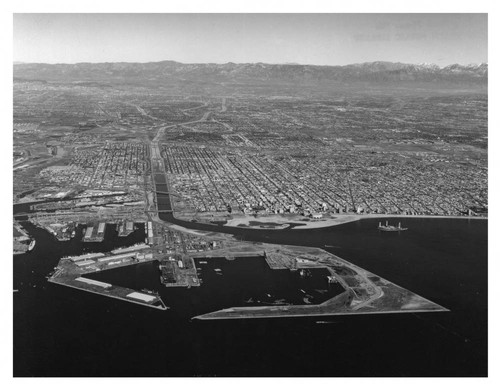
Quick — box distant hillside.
[13,60,488,86]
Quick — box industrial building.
[74,259,95,267]
[97,252,135,263]
[68,252,105,262]
[97,222,106,235]
[111,243,149,254]
[75,277,111,289]
[126,292,156,303]
[84,226,93,240]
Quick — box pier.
[160,256,200,288]
[48,247,167,310]
[82,222,106,242]
[49,276,168,310]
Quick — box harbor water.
[13,217,487,376]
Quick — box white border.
[2,1,497,387]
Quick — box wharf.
[190,250,264,259]
[46,237,449,318]
[160,256,200,288]
[49,248,167,310]
[193,305,447,320]
[49,276,167,310]
[111,243,149,254]
[82,223,105,242]
[116,220,137,237]
[193,243,449,320]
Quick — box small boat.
[28,240,36,251]
[378,221,408,232]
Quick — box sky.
[13,14,487,66]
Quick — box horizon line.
[13,59,488,68]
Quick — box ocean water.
[13,217,487,376]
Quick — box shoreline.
[194,307,450,320]
[174,212,487,231]
[48,278,168,310]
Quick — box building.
[74,259,95,267]
[126,292,156,303]
[75,277,111,289]
[84,227,94,239]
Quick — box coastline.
[178,212,487,231]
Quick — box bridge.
[154,190,180,198]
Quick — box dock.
[160,256,200,288]
[111,243,149,254]
[64,252,105,262]
[192,244,449,320]
[48,245,167,310]
[117,220,137,237]
[49,275,168,310]
[82,222,106,242]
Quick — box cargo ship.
[378,221,408,232]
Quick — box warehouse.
[75,277,111,289]
[126,292,156,303]
[74,259,95,267]
[97,222,106,235]
[84,227,93,239]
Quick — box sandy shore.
[222,213,487,230]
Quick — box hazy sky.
[13,14,487,66]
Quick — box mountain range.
[13,60,488,85]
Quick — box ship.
[28,240,36,251]
[378,220,408,232]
